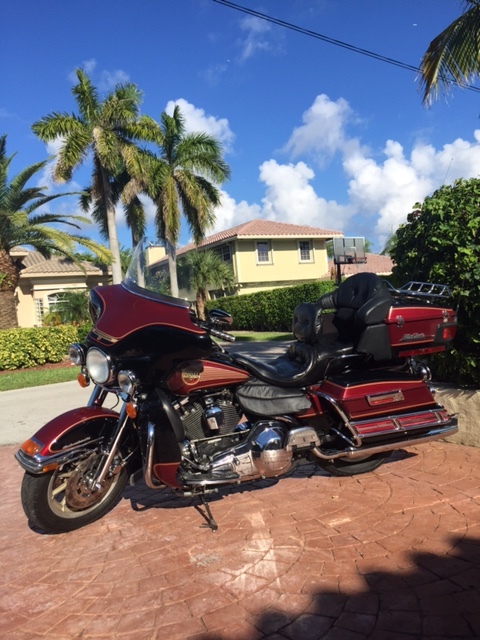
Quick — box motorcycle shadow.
[122,449,414,515]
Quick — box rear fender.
[16,407,119,474]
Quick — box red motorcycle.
[16,242,458,532]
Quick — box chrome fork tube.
[89,403,130,488]
[87,384,109,408]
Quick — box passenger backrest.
[332,273,392,338]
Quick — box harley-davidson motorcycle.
[15,241,458,533]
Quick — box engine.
[173,390,243,442]
[179,417,321,487]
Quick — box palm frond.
[420,1,480,103]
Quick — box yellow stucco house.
[149,218,343,300]
[13,248,110,328]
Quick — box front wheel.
[21,451,128,533]
[317,451,392,477]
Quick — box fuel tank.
[166,359,250,395]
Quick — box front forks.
[84,389,130,491]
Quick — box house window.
[256,241,271,263]
[34,298,44,325]
[299,240,312,262]
[216,244,231,262]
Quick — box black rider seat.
[231,273,393,390]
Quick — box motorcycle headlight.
[86,348,115,385]
[68,343,87,366]
[118,370,139,396]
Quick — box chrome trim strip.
[14,446,95,475]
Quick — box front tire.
[318,451,392,477]
[21,452,128,533]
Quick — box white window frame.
[256,241,272,264]
[298,240,313,263]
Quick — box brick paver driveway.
[2,440,480,639]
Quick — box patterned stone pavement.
[2,440,480,640]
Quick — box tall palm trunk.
[0,249,20,329]
[100,168,123,284]
[166,239,179,298]
[196,287,207,321]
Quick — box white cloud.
[238,16,273,62]
[165,98,235,152]
[68,61,129,92]
[210,190,261,234]
[210,94,480,251]
[259,159,352,229]
[284,94,356,163]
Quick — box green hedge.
[0,325,80,370]
[206,280,336,331]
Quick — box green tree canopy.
[177,249,234,320]
[391,178,480,386]
[145,105,231,297]
[32,68,159,283]
[0,134,111,329]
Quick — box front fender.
[15,406,119,474]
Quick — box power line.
[212,0,480,95]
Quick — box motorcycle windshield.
[123,240,191,308]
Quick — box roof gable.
[19,251,107,276]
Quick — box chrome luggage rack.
[386,281,452,305]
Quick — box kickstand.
[195,493,218,532]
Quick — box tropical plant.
[45,290,90,325]
[419,0,480,104]
[0,134,111,330]
[31,68,160,283]
[390,178,480,386]
[145,105,231,297]
[178,249,234,320]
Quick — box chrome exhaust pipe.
[311,420,458,462]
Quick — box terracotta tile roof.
[160,218,343,262]
[324,253,394,278]
[19,251,107,276]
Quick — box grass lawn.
[0,364,78,392]
[0,332,291,391]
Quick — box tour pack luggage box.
[385,304,457,358]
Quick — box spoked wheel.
[21,451,128,533]
[318,451,392,477]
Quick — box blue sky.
[3,0,480,253]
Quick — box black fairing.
[87,326,214,383]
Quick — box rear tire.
[318,451,392,477]
[21,452,128,533]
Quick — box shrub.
[0,325,78,370]
[391,178,480,387]
[206,280,335,332]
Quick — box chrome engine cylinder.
[250,422,292,477]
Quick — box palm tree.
[419,0,480,104]
[0,134,111,329]
[177,249,234,320]
[45,290,90,325]
[32,68,160,283]
[146,105,231,297]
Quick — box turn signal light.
[20,438,42,457]
[126,403,137,419]
[77,372,90,388]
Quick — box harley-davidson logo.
[399,333,426,342]
[181,365,203,385]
